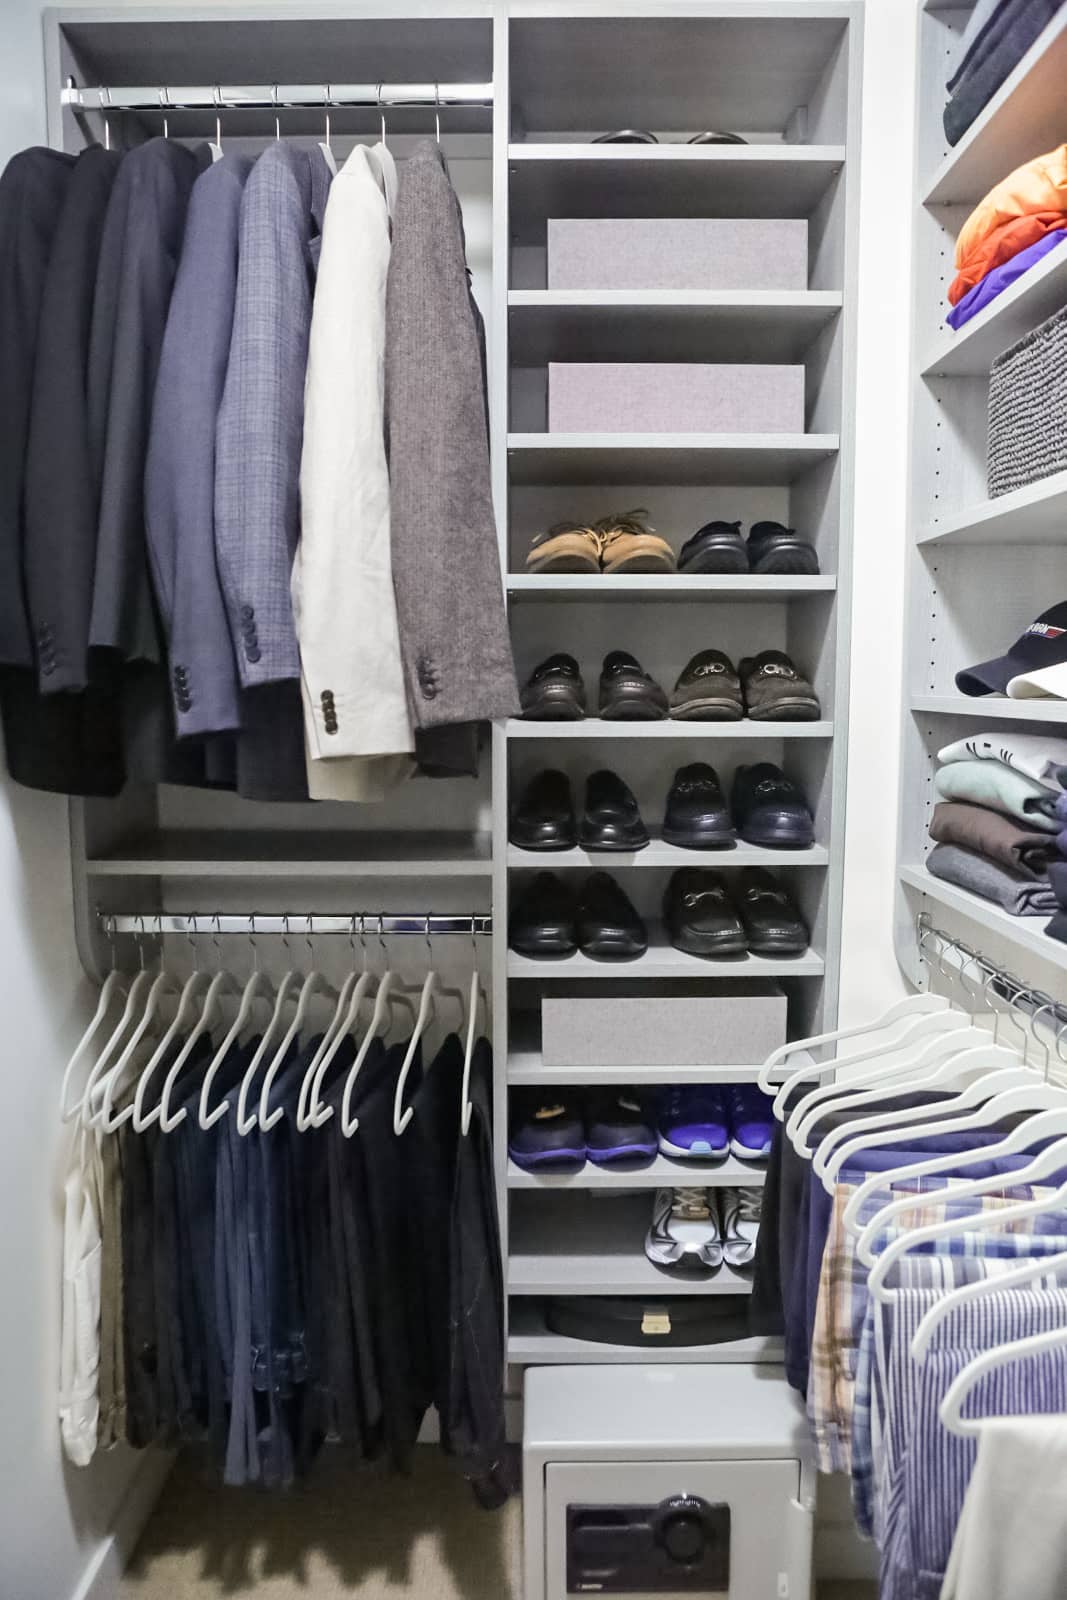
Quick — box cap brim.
[954,655,1014,696]
[1007,664,1067,700]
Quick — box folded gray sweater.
[926,843,1058,916]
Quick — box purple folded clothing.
[1057,789,1067,822]
[1050,859,1067,909]
[947,228,1067,330]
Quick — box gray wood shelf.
[921,242,1067,379]
[507,1320,782,1366]
[507,1061,767,1087]
[506,574,836,600]
[508,289,843,365]
[84,830,493,878]
[911,695,1067,725]
[507,840,828,869]
[507,1155,768,1190]
[900,865,1067,975]
[508,934,824,980]
[916,470,1067,547]
[506,718,833,740]
[507,432,840,487]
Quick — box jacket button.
[240,604,254,621]
[41,660,55,677]
[246,645,261,664]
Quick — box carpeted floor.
[119,1449,878,1599]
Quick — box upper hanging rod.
[101,912,492,938]
[61,81,494,114]
[916,912,1067,1031]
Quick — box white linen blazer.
[293,143,414,800]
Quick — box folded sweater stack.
[943,0,1064,150]
[948,142,1067,329]
[925,731,1067,920]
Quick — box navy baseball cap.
[956,602,1067,699]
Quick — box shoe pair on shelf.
[659,1083,775,1161]
[664,867,809,958]
[646,1186,762,1273]
[593,130,749,146]
[509,871,647,961]
[526,511,676,575]
[520,650,821,723]
[679,520,819,577]
[509,764,815,853]
[508,1088,658,1170]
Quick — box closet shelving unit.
[897,0,1067,990]
[48,1,861,1376]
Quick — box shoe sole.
[750,543,819,576]
[520,685,586,720]
[600,688,669,720]
[669,699,744,721]
[509,935,579,958]
[577,826,650,852]
[579,939,648,962]
[661,824,736,850]
[527,535,600,574]
[658,1133,730,1161]
[588,1141,659,1164]
[746,700,822,721]
[603,540,677,574]
[508,1145,586,1169]
[669,930,748,957]
[678,546,749,575]
[729,1137,771,1161]
[743,930,809,955]
[739,822,814,849]
[507,832,578,852]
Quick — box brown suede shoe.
[594,510,677,574]
[525,520,601,573]
[739,650,821,721]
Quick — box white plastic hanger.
[78,922,156,1125]
[339,918,403,1137]
[88,920,185,1131]
[198,918,275,1130]
[318,83,338,175]
[210,85,223,161]
[758,990,951,1098]
[294,915,366,1127]
[299,917,375,1131]
[393,917,440,1136]
[460,919,489,1137]
[815,1050,1034,1186]
[258,919,339,1132]
[911,1248,1067,1363]
[157,925,243,1132]
[939,1312,1067,1437]
[123,920,214,1133]
[770,1002,961,1122]
[234,917,305,1135]
[60,918,129,1122]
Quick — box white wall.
[0,1,917,1595]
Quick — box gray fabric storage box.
[548,362,805,434]
[987,304,1067,497]
[547,218,808,291]
[541,982,787,1067]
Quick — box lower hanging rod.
[102,912,492,938]
[61,81,494,113]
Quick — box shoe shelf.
[509,290,843,365]
[507,1155,768,1190]
[910,695,1067,727]
[508,1061,767,1088]
[921,6,1067,206]
[507,938,824,981]
[506,841,829,869]
[507,1304,782,1366]
[84,830,494,878]
[920,242,1067,379]
[506,434,840,487]
[506,574,837,600]
[506,719,834,740]
[900,865,1067,978]
[916,470,1067,548]
[508,1194,754,1297]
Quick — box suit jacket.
[385,140,518,749]
[24,145,122,694]
[0,147,123,797]
[215,143,332,690]
[88,138,202,664]
[145,154,252,738]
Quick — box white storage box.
[547,217,808,291]
[541,983,787,1067]
[547,361,805,434]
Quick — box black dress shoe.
[576,872,648,961]
[509,872,577,957]
[739,650,821,721]
[669,649,744,721]
[599,651,668,720]
[579,769,649,852]
[732,763,815,849]
[520,653,586,720]
[733,867,809,956]
[747,520,819,576]
[678,520,748,574]
[662,763,736,849]
[509,769,576,852]
[663,869,746,957]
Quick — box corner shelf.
[507,840,828,869]
[506,718,834,740]
[900,865,1067,975]
[507,1155,768,1190]
[920,243,1067,379]
[506,574,836,600]
[911,696,1067,725]
[507,433,840,487]
[916,470,1067,547]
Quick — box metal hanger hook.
[435,81,441,144]
[378,83,387,147]
[102,84,112,151]
[281,912,291,959]
[377,913,388,964]
[323,83,331,151]
[135,913,147,971]
[272,83,280,141]
[213,83,223,149]
[187,912,199,972]
[425,913,433,966]
[1028,997,1056,1082]
[159,85,169,140]
[306,914,315,961]
[212,911,222,962]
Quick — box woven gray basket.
[987,301,1067,498]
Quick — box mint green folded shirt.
[933,759,1059,831]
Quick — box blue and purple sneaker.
[508,1091,585,1169]
[657,1086,729,1161]
[727,1083,775,1160]
[586,1091,657,1166]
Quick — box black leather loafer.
[747,520,819,576]
[662,763,736,849]
[509,872,577,957]
[599,650,668,720]
[663,869,747,957]
[509,769,576,852]
[576,871,648,961]
[732,763,815,849]
[520,653,586,720]
[579,769,650,852]
[669,649,744,721]
[678,519,748,574]
[734,867,809,955]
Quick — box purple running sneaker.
[586,1090,657,1166]
[508,1091,585,1170]
[657,1086,729,1161]
[727,1083,775,1160]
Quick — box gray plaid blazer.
[215,143,332,687]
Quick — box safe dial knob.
[655,1496,709,1566]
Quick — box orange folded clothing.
[951,144,1067,305]
[950,212,1067,303]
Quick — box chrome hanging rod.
[101,912,491,938]
[61,81,493,114]
[916,912,1067,1034]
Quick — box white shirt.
[59,1130,102,1467]
[293,142,414,801]
[937,731,1067,789]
